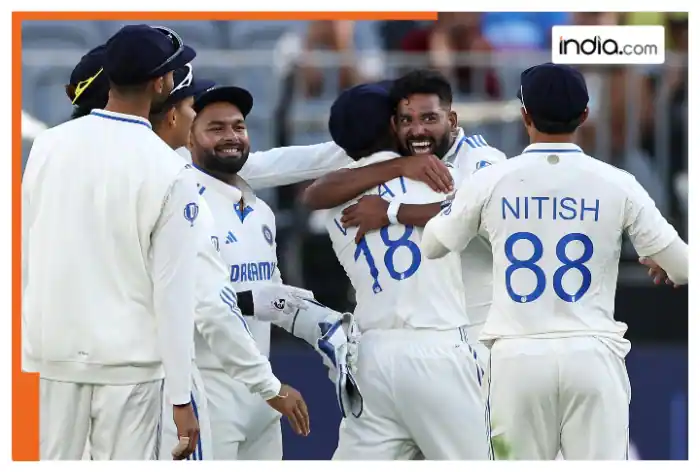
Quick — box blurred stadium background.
[20,12,688,460]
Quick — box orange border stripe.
[15,11,438,21]
[12,10,438,461]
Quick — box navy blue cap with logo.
[104,24,196,86]
[193,85,254,117]
[67,44,109,106]
[328,80,395,155]
[517,62,589,128]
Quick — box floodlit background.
[20,12,688,460]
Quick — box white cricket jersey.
[193,167,279,370]
[423,143,679,357]
[326,151,467,332]
[22,110,197,404]
[443,128,506,339]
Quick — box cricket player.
[303,70,506,365]
[421,63,689,460]
[183,84,361,460]
[23,24,202,460]
[318,82,488,460]
[65,51,313,460]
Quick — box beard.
[398,129,453,159]
[195,144,250,175]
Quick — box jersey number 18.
[354,226,422,294]
[505,232,594,303]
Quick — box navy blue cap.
[193,85,254,117]
[161,64,215,109]
[328,81,394,154]
[517,63,589,123]
[104,24,196,86]
[67,44,109,106]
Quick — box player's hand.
[341,195,390,243]
[399,154,453,193]
[639,257,680,288]
[171,403,200,460]
[267,384,310,436]
[250,282,313,322]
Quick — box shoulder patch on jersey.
[465,134,489,148]
[262,224,274,246]
[183,202,199,227]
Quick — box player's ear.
[168,107,177,128]
[448,110,458,131]
[390,114,398,133]
[520,108,532,128]
[152,76,164,95]
[578,108,590,127]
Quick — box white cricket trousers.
[158,363,212,460]
[333,327,490,460]
[41,378,163,460]
[486,336,631,460]
[199,368,282,460]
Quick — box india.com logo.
[559,36,659,57]
[551,26,665,64]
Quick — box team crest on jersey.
[183,202,199,227]
[262,224,274,246]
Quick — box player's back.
[326,153,467,332]
[479,146,668,352]
[22,111,188,381]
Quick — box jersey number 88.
[354,226,422,294]
[505,231,593,303]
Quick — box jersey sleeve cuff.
[257,377,283,401]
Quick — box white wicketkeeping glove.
[249,282,314,322]
[317,313,363,418]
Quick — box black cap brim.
[193,85,254,117]
[150,45,196,79]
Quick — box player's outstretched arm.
[302,154,453,210]
[340,195,446,243]
[624,177,689,286]
[422,171,489,259]
[151,169,199,407]
[239,142,352,190]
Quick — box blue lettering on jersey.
[230,261,277,282]
[504,232,594,304]
[184,202,199,227]
[501,197,600,222]
[377,177,408,199]
[333,218,348,236]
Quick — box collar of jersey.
[193,165,256,204]
[443,127,469,165]
[522,143,583,154]
[89,109,152,129]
